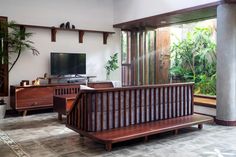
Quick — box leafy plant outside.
[170,27,216,95]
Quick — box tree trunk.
[9,49,21,72]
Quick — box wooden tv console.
[10,82,114,116]
[10,83,82,116]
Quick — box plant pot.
[0,104,6,119]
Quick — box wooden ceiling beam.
[113,1,222,30]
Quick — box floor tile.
[1,113,236,157]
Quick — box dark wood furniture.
[87,81,114,88]
[10,84,81,116]
[53,81,114,120]
[47,75,96,84]
[0,16,8,96]
[89,114,212,150]
[66,82,213,151]
[16,24,115,44]
[53,94,76,120]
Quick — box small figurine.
[60,23,65,28]
[65,22,70,29]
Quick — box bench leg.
[198,124,203,130]
[105,143,112,151]
[58,113,62,121]
[144,136,148,142]
[174,129,178,135]
[23,110,27,117]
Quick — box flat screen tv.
[51,52,86,75]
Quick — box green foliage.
[170,27,216,95]
[0,21,39,72]
[105,53,119,78]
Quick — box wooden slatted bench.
[66,83,213,151]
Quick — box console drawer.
[14,87,54,109]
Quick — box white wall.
[113,0,219,24]
[0,0,121,108]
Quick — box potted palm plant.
[105,53,119,80]
[0,98,6,119]
[4,21,39,72]
[0,21,39,93]
[0,21,39,115]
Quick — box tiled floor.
[1,112,236,157]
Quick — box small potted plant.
[105,53,119,80]
[0,98,6,119]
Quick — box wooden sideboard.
[10,81,113,116]
[10,83,81,115]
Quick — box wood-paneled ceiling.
[113,2,222,30]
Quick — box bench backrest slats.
[67,83,194,132]
[54,86,80,96]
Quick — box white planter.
[0,104,6,119]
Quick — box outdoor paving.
[0,112,236,157]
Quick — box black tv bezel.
[50,52,86,75]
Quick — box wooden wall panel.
[144,32,149,85]
[131,31,138,86]
[139,32,143,85]
[121,32,131,86]
[156,28,171,84]
[121,28,171,86]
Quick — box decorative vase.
[0,104,6,119]
[106,74,110,80]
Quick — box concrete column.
[216,3,236,126]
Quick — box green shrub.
[170,27,216,95]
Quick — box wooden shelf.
[17,24,115,44]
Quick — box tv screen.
[51,53,86,75]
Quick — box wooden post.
[144,136,148,142]
[105,143,112,151]
[23,110,27,117]
[174,129,178,135]
[198,124,203,130]
[58,113,62,121]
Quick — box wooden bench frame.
[66,83,213,151]
[53,82,114,120]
